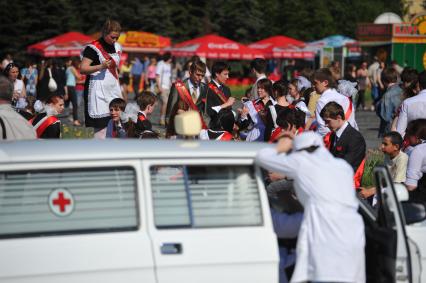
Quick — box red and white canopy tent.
[27,32,93,57]
[167,34,264,60]
[249,35,315,59]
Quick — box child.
[359,131,408,200]
[134,91,157,138]
[106,98,127,138]
[199,108,235,141]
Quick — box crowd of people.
[1,19,426,283]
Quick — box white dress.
[84,42,123,119]
[256,146,365,283]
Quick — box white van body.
[0,140,279,283]
[1,140,425,283]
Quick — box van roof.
[0,140,272,164]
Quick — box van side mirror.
[402,202,426,225]
[174,111,202,136]
[394,183,409,202]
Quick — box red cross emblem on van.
[48,188,74,217]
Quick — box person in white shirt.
[256,131,365,283]
[0,76,36,140]
[156,52,173,125]
[313,68,357,136]
[250,58,268,99]
[396,70,426,137]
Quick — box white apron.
[85,42,122,119]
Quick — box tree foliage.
[0,0,403,60]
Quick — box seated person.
[359,131,408,200]
[106,98,127,138]
[199,108,235,141]
[269,107,306,143]
[31,95,64,139]
[134,91,157,138]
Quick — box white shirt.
[384,151,408,183]
[156,60,172,89]
[396,90,426,136]
[335,121,349,139]
[315,88,358,136]
[256,147,365,283]
[187,79,200,100]
[405,143,426,187]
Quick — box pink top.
[147,65,156,79]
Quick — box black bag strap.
[0,116,6,139]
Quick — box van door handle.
[161,243,182,255]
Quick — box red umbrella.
[27,32,93,57]
[169,34,264,60]
[249,35,314,59]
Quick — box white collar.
[335,121,349,139]
[187,79,199,91]
[255,74,267,83]
[212,79,221,88]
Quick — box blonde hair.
[102,19,121,37]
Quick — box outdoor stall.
[357,13,426,71]
[27,32,93,57]
[168,34,264,60]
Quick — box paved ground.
[355,109,382,150]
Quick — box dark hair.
[289,78,300,92]
[211,108,235,133]
[101,19,121,37]
[401,68,419,98]
[25,95,36,113]
[320,101,345,120]
[0,75,13,101]
[383,131,403,149]
[312,68,337,88]
[418,70,426,90]
[257,78,273,97]
[273,80,288,99]
[250,58,267,74]
[3,63,18,77]
[109,98,126,111]
[162,52,172,62]
[136,91,157,110]
[45,94,64,105]
[212,61,230,78]
[381,67,398,84]
[244,86,252,98]
[406,119,426,140]
[189,59,206,74]
[140,130,159,139]
[276,107,305,130]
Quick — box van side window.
[0,167,138,238]
[150,165,263,228]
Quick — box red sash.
[175,81,207,129]
[32,116,59,138]
[219,131,233,141]
[138,112,147,121]
[208,82,228,103]
[354,158,366,188]
[91,40,119,80]
[253,100,265,113]
[269,127,283,143]
[345,98,353,120]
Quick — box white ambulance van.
[0,139,279,283]
[0,139,425,283]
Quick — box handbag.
[47,68,58,92]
